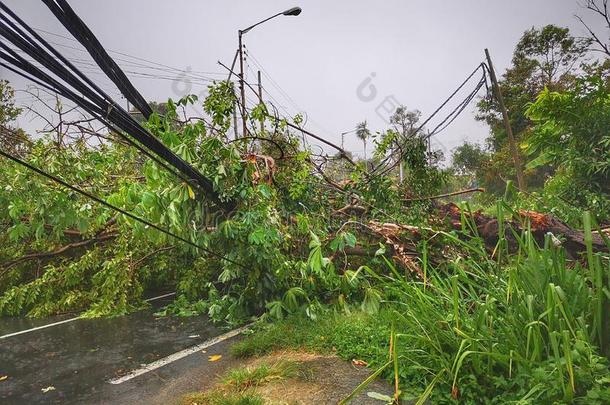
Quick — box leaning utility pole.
[485,49,526,191]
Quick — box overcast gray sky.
[2,0,606,159]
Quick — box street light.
[237,7,302,137]
[340,128,358,150]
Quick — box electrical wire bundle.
[0,0,234,212]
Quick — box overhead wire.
[426,76,487,138]
[367,63,487,178]
[34,26,226,78]
[0,1,233,210]
[40,0,152,118]
[246,48,303,114]
[0,148,248,269]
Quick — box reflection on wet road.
[0,296,222,404]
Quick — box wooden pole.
[484,48,526,191]
[232,96,238,140]
[238,31,247,138]
[257,70,264,133]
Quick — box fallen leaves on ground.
[208,354,222,362]
[351,359,367,367]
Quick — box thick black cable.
[0,45,190,184]
[40,0,153,119]
[0,149,248,269]
[0,5,233,211]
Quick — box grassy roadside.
[181,347,394,405]
[181,210,610,404]
[228,212,610,404]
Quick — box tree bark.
[439,203,608,255]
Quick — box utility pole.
[238,30,247,138]
[232,96,239,140]
[427,130,432,166]
[257,70,264,133]
[235,7,302,139]
[485,48,526,191]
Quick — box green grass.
[233,210,610,404]
[231,312,391,359]
[181,361,300,405]
[181,390,264,405]
[223,361,300,391]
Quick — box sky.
[1,0,606,160]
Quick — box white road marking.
[0,292,176,340]
[108,323,253,385]
[0,317,82,340]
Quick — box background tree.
[577,0,610,58]
[525,72,610,219]
[389,105,423,183]
[355,120,371,161]
[451,142,489,177]
[0,80,29,157]
[475,25,589,191]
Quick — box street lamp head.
[282,6,302,16]
[240,6,302,35]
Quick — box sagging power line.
[367,63,489,179]
[0,0,235,212]
[0,148,248,270]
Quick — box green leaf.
[309,247,323,273]
[366,391,393,402]
[344,232,357,248]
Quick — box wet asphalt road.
[0,297,236,404]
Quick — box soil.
[182,350,395,405]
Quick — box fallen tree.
[439,203,609,256]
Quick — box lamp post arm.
[240,12,284,35]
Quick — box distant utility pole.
[340,128,358,154]
[238,31,247,138]
[427,131,432,165]
[232,96,239,141]
[257,70,264,133]
[484,48,526,191]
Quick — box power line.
[426,76,487,138]
[368,63,486,178]
[246,48,303,113]
[247,49,342,147]
[0,148,248,269]
[1,2,233,211]
[33,27,226,81]
[40,0,152,118]
[10,47,215,92]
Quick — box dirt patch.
[182,350,394,405]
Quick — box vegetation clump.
[1,5,610,403]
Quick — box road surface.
[0,295,245,404]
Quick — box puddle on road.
[0,297,221,404]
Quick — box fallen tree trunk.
[438,203,608,255]
[1,232,118,272]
